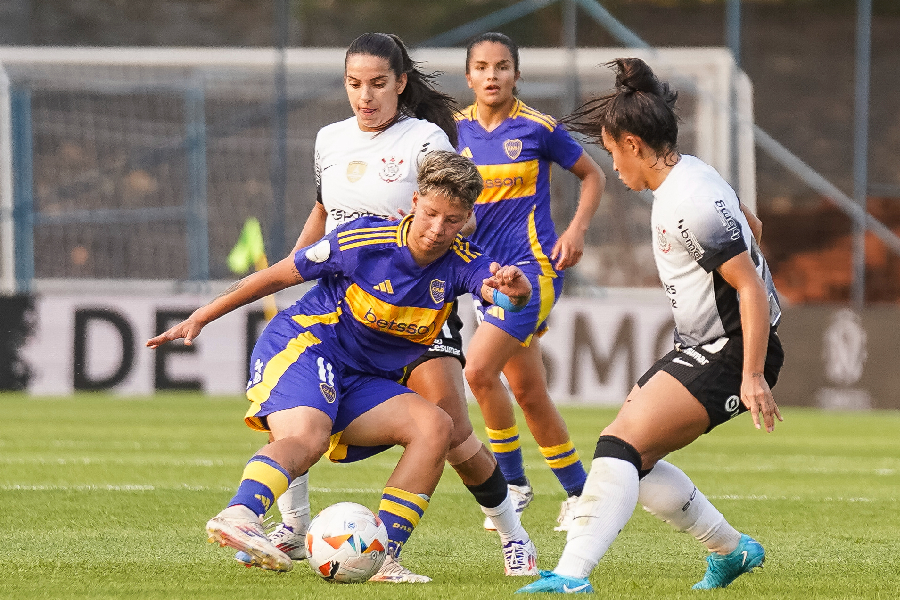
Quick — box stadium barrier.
[16,289,895,410]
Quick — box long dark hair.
[346,32,458,147]
[564,58,679,162]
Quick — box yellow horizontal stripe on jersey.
[476,160,539,204]
[337,225,398,240]
[518,106,556,131]
[292,307,341,329]
[344,283,452,345]
[244,330,323,431]
[340,236,397,251]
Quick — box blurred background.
[0,0,898,406]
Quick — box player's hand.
[550,228,585,270]
[146,317,205,349]
[741,372,782,433]
[483,263,531,308]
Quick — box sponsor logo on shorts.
[247,358,264,389]
[672,357,693,368]
[725,394,741,415]
[680,346,709,365]
[429,279,446,304]
[504,138,523,160]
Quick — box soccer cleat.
[206,505,293,572]
[234,520,308,567]
[503,538,539,576]
[553,495,579,532]
[515,570,593,594]
[369,553,432,583]
[692,534,765,589]
[484,481,535,531]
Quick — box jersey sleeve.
[292,225,346,281]
[673,197,747,273]
[415,126,455,168]
[544,123,585,171]
[451,240,494,299]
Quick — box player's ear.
[396,72,407,95]
[411,191,419,213]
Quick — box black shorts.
[401,302,465,385]
[637,329,784,432]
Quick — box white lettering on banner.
[23,290,673,402]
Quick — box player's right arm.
[293,202,328,252]
[146,254,304,348]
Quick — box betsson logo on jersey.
[476,160,538,204]
[344,284,450,345]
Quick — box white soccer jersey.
[314,116,455,233]
[651,155,781,347]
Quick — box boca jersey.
[456,99,584,266]
[287,215,492,376]
[651,155,782,347]
[315,116,455,233]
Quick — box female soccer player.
[517,58,784,594]
[267,33,538,581]
[147,151,533,580]
[456,32,606,531]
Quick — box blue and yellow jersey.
[287,215,491,377]
[456,99,584,266]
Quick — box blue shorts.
[474,263,564,345]
[243,313,407,462]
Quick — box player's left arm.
[147,254,304,348]
[551,151,606,270]
[717,252,782,433]
[479,263,532,311]
[739,201,763,243]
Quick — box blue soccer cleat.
[516,570,593,594]
[692,534,765,589]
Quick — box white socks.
[637,460,740,554]
[276,472,311,530]
[554,456,640,578]
[481,493,528,543]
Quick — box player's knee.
[463,361,500,394]
[593,435,642,473]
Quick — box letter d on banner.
[73,308,135,390]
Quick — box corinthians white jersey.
[314,116,455,233]
[651,155,781,347]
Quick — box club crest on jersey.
[504,139,523,160]
[429,279,446,304]
[346,161,367,182]
[319,383,337,404]
[656,225,672,253]
[379,157,404,183]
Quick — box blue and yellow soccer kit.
[457,99,585,345]
[244,215,492,461]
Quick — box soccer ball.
[306,502,388,583]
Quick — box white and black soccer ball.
[306,501,388,583]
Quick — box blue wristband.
[492,288,523,313]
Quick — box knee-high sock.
[486,425,528,486]
[469,464,529,542]
[276,471,310,529]
[554,456,639,578]
[638,460,740,554]
[378,487,429,559]
[228,455,291,517]
[540,440,587,497]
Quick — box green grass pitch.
[1,393,898,599]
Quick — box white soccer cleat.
[503,537,539,576]
[206,505,293,572]
[554,495,580,532]
[369,553,432,583]
[484,482,534,531]
[268,521,308,560]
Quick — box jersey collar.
[397,214,414,246]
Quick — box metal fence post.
[10,87,34,293]
[184,84,210,281]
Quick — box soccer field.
[1,394,898,599]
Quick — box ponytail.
[564,58,679,160]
